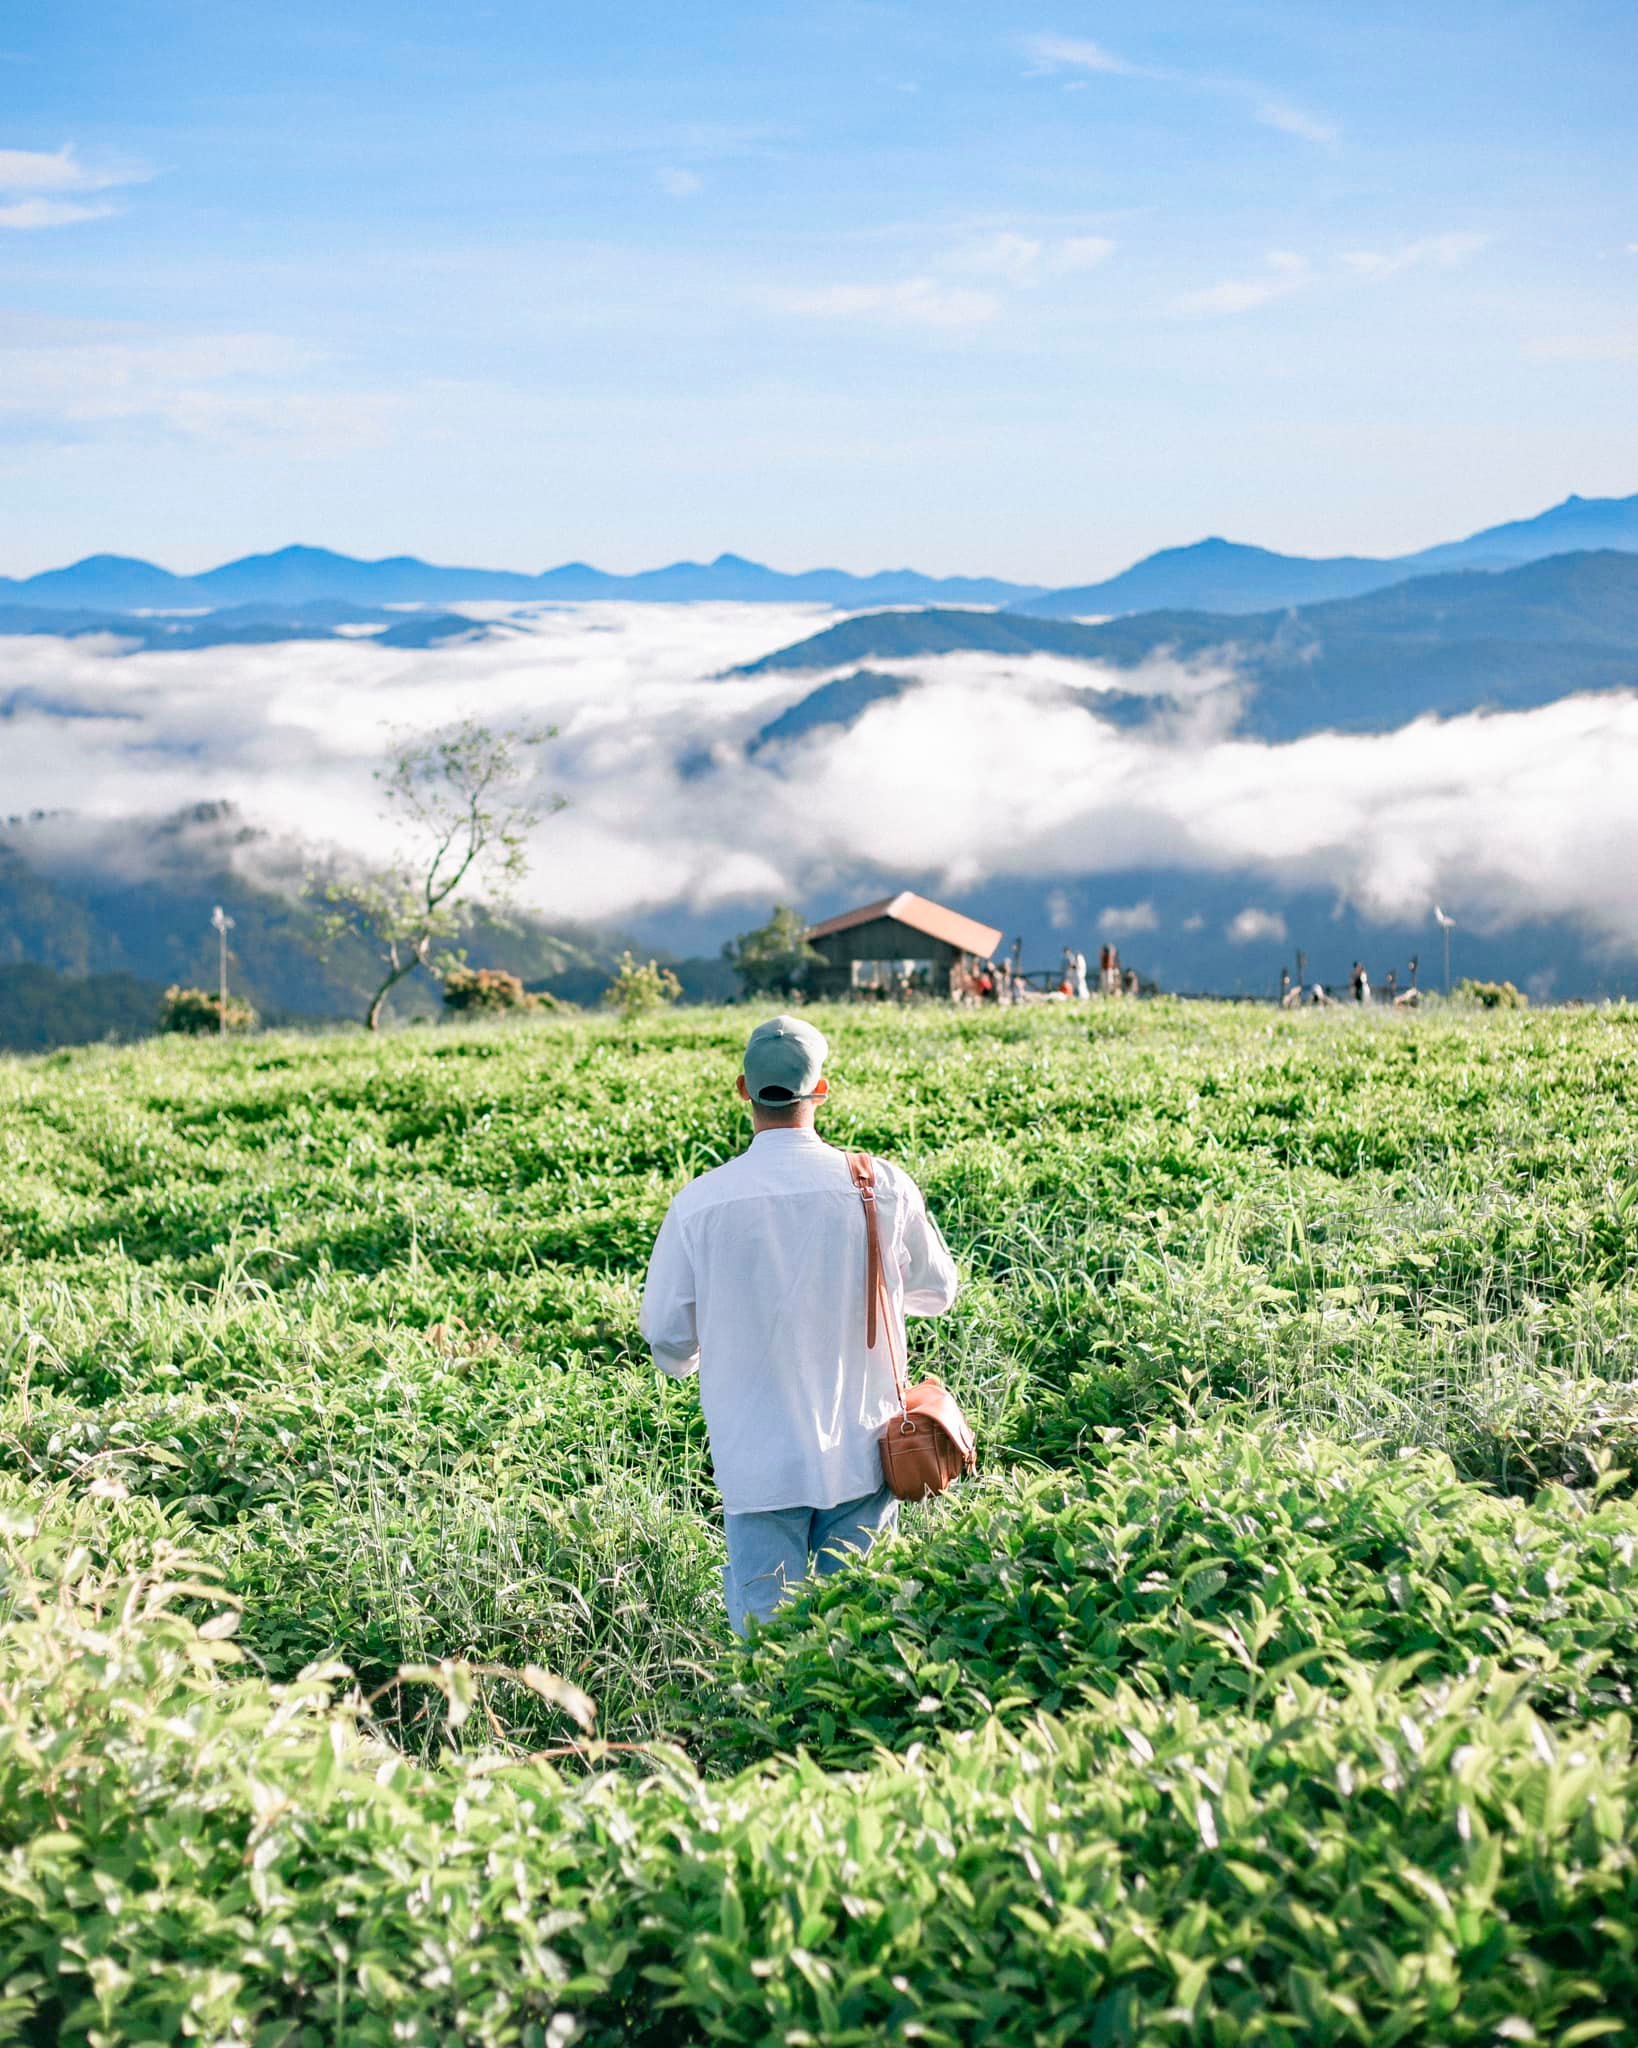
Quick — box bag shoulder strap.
[846,1150,907,1412]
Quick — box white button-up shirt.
[639,1127,961,1514]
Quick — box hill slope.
[0,807,614,1025]
[735,550,1638,738]
[0,601,496,654]
[1016,491,1638,617]
[1012,538,1408,618]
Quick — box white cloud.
[0,144,142,193]
[1175,250,1309,317]
[1228,907,1288,944]
[1056,235,1116,273]
[1024,34,1336,146]
[0,143,151,229]
[0,197,117,230]
[1255,99,1338,145]
[1099,900,1159,936]
[1342,233,1489,280]
[1023,34,1142,76]
[1176,233,1486,319]
[948,232,1115,287]
[1182,913,1206,933]
[1046,888,1074,929]
[4,610,1638,962]
[0,316,397,452]
[656,167,702,198]
[952,232,1044,283]
[769,276,1001,331]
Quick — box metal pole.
[211,905,235,1034]
[1433,909,1454,996]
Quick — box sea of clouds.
[2,601,1635,956]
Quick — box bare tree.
[317,721,564,1031]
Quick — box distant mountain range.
[0,546,1037,613]
[1010,493,1638,618]
[4,492,1635,619]
[0,599,503,656]
[732,551,1638,741]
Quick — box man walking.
[640,1015,960,1634]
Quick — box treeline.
[0,964,169,1053]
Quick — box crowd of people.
[904,943,1426,1011]
[1280,957,1423,1009]
[958,943,1142,1005]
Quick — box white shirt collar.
[749,1125,825,1146]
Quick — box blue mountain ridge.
[0,600,499,655]
[727,551,1638,742]
[1009,493,1638,618]
[5,492,1634,616]
[0,545,1038,613]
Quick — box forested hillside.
[735,550,1638,739]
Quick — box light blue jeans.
[722,1482,899,1636]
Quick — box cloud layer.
[0,143,151,229]
[1,604,1633,957]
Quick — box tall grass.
[2,1000,1636,2040]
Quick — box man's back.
[641,1127,958,1514]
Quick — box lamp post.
[210,905,235,1034]
[1433,906,1454,995]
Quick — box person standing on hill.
[640,1015,960,1634]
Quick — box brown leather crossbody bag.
[846,1151,977,1501]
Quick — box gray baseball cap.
[743,1014,829,1106]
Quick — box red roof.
[805,891,1004,958]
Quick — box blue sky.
[1,0,1634,580]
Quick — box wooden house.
[804,891,1004,1000]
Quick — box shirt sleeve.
[891,1168,961,1317]
[639,1201,700,1376]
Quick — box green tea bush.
[3,1001,1637,2038]
[4,1515,1638,2047]
[692,1418,1638,1767]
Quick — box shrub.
[687,1419,1638,1768]
[4,1515,1638,2048]
[602,951,682,1019]
[159,984,257,1034]
[441,964,537,1014]
[1454,977,1530,1009]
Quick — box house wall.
[808,917,965,998]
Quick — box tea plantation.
[3,1000,1637,2045]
